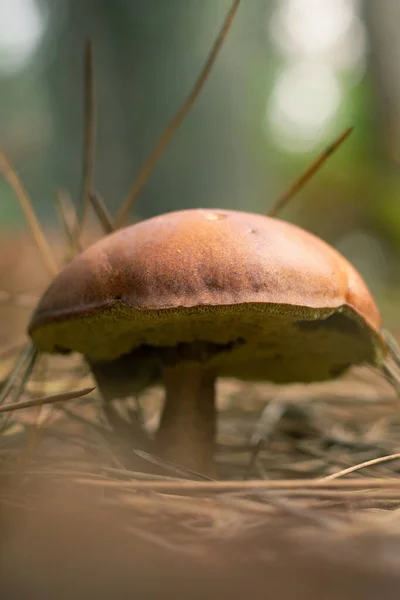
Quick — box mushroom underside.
[31,302,384,477]
[31,301,384,383]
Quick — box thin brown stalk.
[88,191,115,234]
[55,188,82,257]
[0,386,95,414]
[0,149,58,276]
[267,127,354,218]
[77,40,96,237]
[114,0,242,228]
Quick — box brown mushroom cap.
[28,209,386,383]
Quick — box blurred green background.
[0,0,400,325]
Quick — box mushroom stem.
[156,362,217,477]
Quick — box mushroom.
[28,208,387,476]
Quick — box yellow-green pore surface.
[29,209,386,384]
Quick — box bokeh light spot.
[0,0,45,75]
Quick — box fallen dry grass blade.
[70,476,400,493]
[319,453,400,482]
[114,0,242,227]
[267,127,353,218]
[0,149,58,276]
[0,386,95,414]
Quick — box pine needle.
[114,0,242,228]
[0,149,58,276]
[267,127,354,218]
[0,343,38,406]
[77,40,96,237]
[0,386,95,414]
[88,191,115,234]
[55,188,83,258]
[319,453,400,482]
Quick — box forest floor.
[1,232,400,599]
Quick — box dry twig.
[115,0,242,227]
